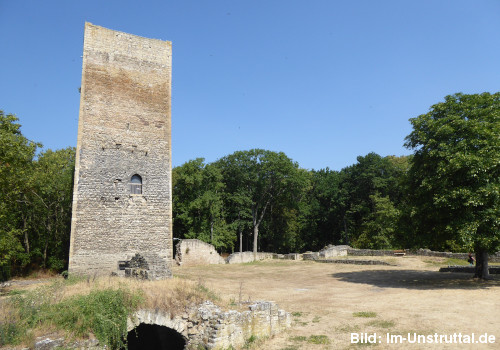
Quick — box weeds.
[1,276,222,349]
[243,334,268,349]
[337,324,360,332]
[6,282,141,349]
[289,335,307,342]
[353,311,377,318]
[367,320,395,328]
[308,335,330,344]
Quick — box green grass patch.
[6,290,25,296]
[353,311,377,318]
[2,282,142,349]
[291,311,303,317]
[312,316,321,323]
[308,335,330,344]
[445,258,470,266]
[336,324,361,332]
[243,334,269,349]
[289,335,307,342]
[367,320,395,328]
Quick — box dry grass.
[55,275,222,315]
[174,256,500,350]
[0,275,222,349]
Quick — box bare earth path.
[173,257,499,350]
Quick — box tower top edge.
[84,22,172,46]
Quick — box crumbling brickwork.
[68,23,172,279]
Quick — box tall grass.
[0,276,220,349]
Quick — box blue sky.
[1,1,499,171]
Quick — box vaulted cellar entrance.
[126,323,186,350]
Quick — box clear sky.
[1,1,499,171]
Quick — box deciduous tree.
[405,92,500,279]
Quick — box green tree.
[172,159,234,251]
[217,149,306,257]
[355,194,399,249]
[0,111,40,274]
[29,148,75,270]
[339,153,405,247]
[300,168,344,250]
[404,92,500,279]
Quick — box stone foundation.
[226,252,274,264]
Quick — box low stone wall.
[226,252,274,264]
[129,301,291,349]
[303,252,319,261]
[411,249,500,262]
[347,248,500,262]
[439,266,500,274]
[347,248,403,257]
[315,259,394,266]
[175,239,226,266]
[31,301,290,350]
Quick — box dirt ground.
[173,256,500,350]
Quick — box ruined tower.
[68,23,172,279]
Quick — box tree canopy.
[404,92,500,278]
[0,111,74,280]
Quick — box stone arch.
[127,323,186,350]
[128,309,189,334]
[127,310,190,348]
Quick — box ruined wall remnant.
[175,239,226,266]
[128,301,291,349]
[226,252,274,264]
[319,245,349,258]
[68,23,173,279]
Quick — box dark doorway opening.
[127,323,186,350]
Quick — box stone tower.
[68,23,172,279]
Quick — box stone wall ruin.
[174,239,226,266]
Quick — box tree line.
[0,111,74,279]
[1,92,498,279]
[173,151,409,255]
[173,92,499,279]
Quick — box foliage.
[404,93,500,275]
[216,149,308,255]
[0,111,40,272]
[3,281,142,349]
[173,158,234,251]
[172,151,408,254]
[0,110,75,277]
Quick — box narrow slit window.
[130,174,142,195]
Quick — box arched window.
[130,174,142,195]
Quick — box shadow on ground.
[332,269,500,290]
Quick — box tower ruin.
[68,23,172,279]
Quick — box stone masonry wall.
[68,23,172,279]
[31,301,291,349]
[226,252,274,264]
[128,301,291,349]
[175,239,226,266]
